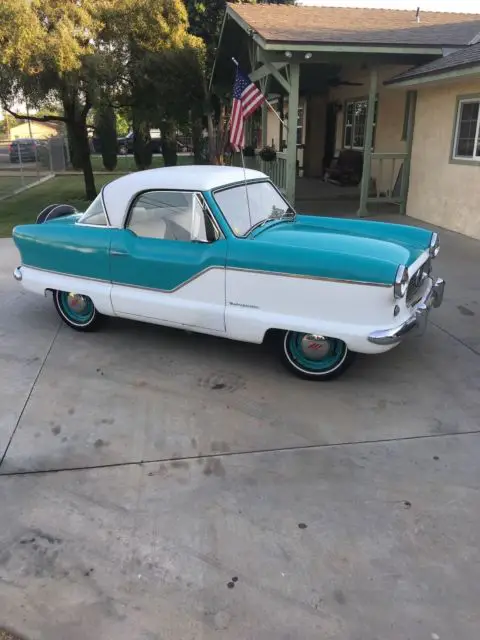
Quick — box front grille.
[407,260,431,305]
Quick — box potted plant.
[243,145,255,157]
[259,145,277,162]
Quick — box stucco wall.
[407,78,480,240]
[266,109,281,149]
[329,65,410,155]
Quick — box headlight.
[394,265,409,299]
[429,232,440,258]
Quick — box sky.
[299,0,480,12]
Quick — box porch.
[238,150,407,216]
[217,3,454,217]
[294,177,401,217]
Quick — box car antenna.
[240,148,253,231]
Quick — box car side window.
[127,191,216,242]
[78,194,108,226]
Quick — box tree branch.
[3,106,67,124]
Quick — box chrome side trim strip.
[228,267,391,288]
[22,263,392,294]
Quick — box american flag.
[230,66,265,151]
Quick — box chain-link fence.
[0,132,200,200]
[0,136,68,199]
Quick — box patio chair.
[324,149,363,186]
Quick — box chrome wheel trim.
[299,334,331,360]
[66,293,88,314]
[55,290,96,328]
[283,332,349,376]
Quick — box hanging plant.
[259,145,277,162]
[243,145,256,157]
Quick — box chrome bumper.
[13,266,22,281]
[368,277,445,346]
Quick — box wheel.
[118,144,128,156]
[280,332,355,381]
[53,290,101,332]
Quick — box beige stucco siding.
[329,65,410,154]
[407,78,480,240]
[328,65,410,192]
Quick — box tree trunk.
[132,109,152,170]
[66,120,83,170]
[161,120,177,167]
[191,115,204,165]
[63,97,96,200]
[77,119,96,200]
[97,104,117,171]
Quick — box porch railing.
[232,151,288,196]
[367,152,408,207]
[261,151,287,195]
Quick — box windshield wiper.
[245,210,295,236]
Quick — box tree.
[100,0,205,169]
[0,0,116,199]
[95,104,117,171]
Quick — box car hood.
[248,215,433,286]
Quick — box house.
[9,121,62,140]
[216,3,480,240]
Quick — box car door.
[110,190,227,333]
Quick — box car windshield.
[214,181,294,236]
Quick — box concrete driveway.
[0,219,479,640]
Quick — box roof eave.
[226,5,454,57]
[260,43,444,55]
[386,62,480,87]
[226,5,268,50]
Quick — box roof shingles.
[228,4,480,47]
[387,41,480,83]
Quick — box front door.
[110,190,227,333]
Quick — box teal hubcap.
[59,292,94,324]
[287,333,347,373]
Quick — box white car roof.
[102,165,267,228]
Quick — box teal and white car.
[12,166,445,380]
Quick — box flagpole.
[231,57,288,131]
[240,147,253,230]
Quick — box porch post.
[286,62,300,205]
[400,90,417,215]
[357,68,378,217]
[261,78,269,148]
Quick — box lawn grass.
[0,174,116,237]
[0,155,196,237]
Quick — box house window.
[453,98,480,161]
[297,104,304,145]
[343,98,378,150]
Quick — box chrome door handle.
[111,250,128,256]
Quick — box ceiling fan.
[327,77,364,87]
